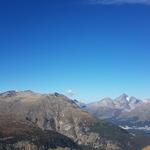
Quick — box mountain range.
[0,90,146,150]
[84,94,150,134]
[1,90,150,149]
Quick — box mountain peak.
[23,90,34,93]
[0,90,17,97]
[120,93,129,98]
[96,97,115,108]
[115,93,129,101]
[114,93,130,109]
[129,96,141,103]
[101,97,112,101]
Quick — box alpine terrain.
[0,90,143,150]
[85,94,150,135]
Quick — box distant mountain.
[0,90,139,150]
[114,94,130,110]
[85,94,150,135]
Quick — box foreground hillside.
[0,90,140,150]
[0,114,79,150]
[142,146,150,150]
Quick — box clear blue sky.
[0,0,150,102]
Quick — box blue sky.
[0,0,150,102]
